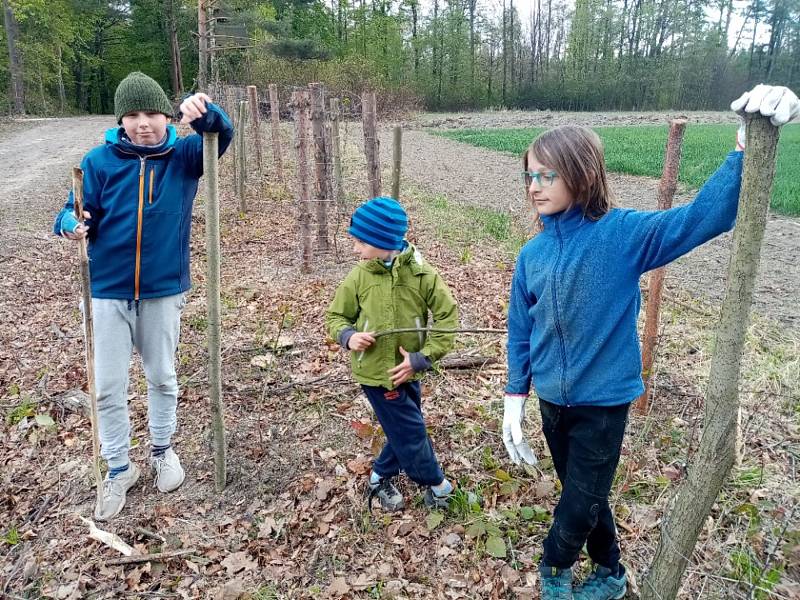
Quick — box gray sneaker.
[367,478,405,512]
[151,448,185,493]
[94,463,141,522]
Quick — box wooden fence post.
[642,116,781,600]
[291,91,313,274]
[635,118,687,414]
[391,125,402,200]
[247,85,263,176]
[329,97,344,209]
[362,91,381,198]
[203,132,226,492]
[236,100,247,213]
[309,82,330,252]
[269,84,284,184]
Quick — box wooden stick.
[309,82,330,251]
[247,85,263,176]
[635,118,687,414]
[72,167,104,514]
[269,84,284,184]
[106,549,196,567]
[203,132,226,492]
[391,125,402,200]
[372,327,506,339]
[291,91,313,274]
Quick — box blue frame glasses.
[522,170,559,187]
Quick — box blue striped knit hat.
[348,197,408,251]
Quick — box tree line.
[2,0,799,115]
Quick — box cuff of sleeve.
[60,212,80,236]
[504,390,529,398]
[338,328,356,350]
[409,351,432,373]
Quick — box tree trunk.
[57,45,67,113]
[362,91,381,198]
[168,0,184,97]
[642,117,781,600]
[391,126,402,200]
[3,0,25,114]
[203,132,227,492]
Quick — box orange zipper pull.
[149,167,155,204]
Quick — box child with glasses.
[501,84,799,600]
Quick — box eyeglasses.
[522,170,559,187]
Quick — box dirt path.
[381,115,800,332]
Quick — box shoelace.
[366,479,396,507]
[102,478,123,502]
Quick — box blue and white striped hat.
[348,196,408,251]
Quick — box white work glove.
[502,394,538,466]
[731,85,800,149]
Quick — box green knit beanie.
[114,72,174,124]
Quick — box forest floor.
[0,111,798,600]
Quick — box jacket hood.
[360,242,426,275]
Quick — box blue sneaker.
[573,563,627,600]
[539,564,573,600]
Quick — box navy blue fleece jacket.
[53,103,233,300]
[506,151,744,406]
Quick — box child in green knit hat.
[53,72,235,521]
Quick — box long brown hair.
[523,125,614,221]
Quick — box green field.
[439,124,800,216]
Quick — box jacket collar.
[105,125,177,156]
[360,242,425,275]
[540,206,591,236]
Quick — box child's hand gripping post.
[72,167,104,513]
[502,394,538,466]
[731,84,800,149]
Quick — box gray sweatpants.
[91,293,186,469]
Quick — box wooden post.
[329,97,344,208]
[203,132,227,492]
[247,85,263,176]
[309,83,330,252]
[197,0,208,91]
[269,84,284,184]
[362,91,381,198]
[391,125,402,200]
[634,118,687,414]
[72,167,104,513]
[642,117,781,600]
[236,100,247,213]
[291,91,313,274]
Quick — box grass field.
[440,123,800,216]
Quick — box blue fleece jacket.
[506,151,744,406]
[53,103,234,300]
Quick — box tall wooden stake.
[72,167,103,512]
[309,83,330,252]
[247,85,263,176]
[197,0,208,90]
[269,84,284,184]
[291,91,313,274]
[642,117,781,600]
[203,132,226,492]
[635,118,687,414]
[391,125,402,200]
[236,100,247,213]
[329,97,344,208]
[362,91,381,198]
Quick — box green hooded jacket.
[326,243,459,388]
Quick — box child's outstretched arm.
[622,84,798,274]
[177,93,235,178]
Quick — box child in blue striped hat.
[326,197,460,511]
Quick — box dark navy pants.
[362,381,445,487]
[540,399,630,571]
